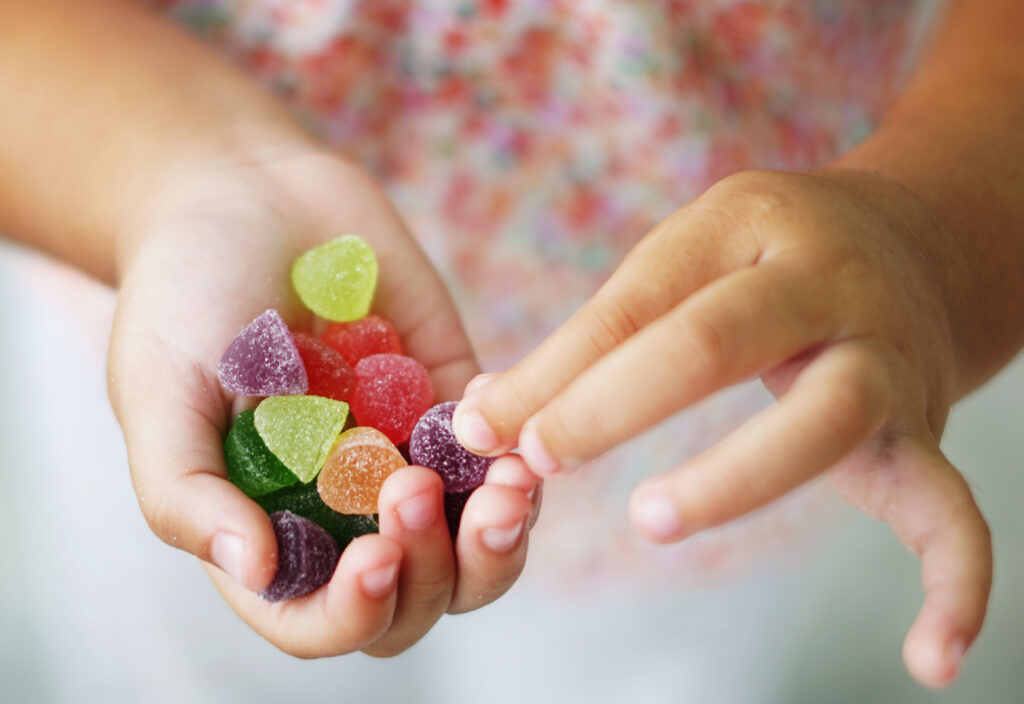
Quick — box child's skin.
[454,0,1024,688]
[0,0,1021,688]
[0,0,541,658]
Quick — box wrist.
[818,156,1022,399]
[115,132,366,280]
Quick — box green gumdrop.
[292,235,378,322]
[256,482,379,548]
[224,409,299,497]
[254,395,349,483]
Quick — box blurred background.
[2,232,1021,703]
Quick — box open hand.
[108,151,540,657]
[453,169,991,687]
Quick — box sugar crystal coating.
[321,315,403,367]
[259,511,340,602]
[218,309,308,396]
[318,427,407,514]
[350,354,434,445]
[410,402,493,493]
[254,395,349,483]
[224,409,298,497]
[292,235,378,322]
[293,331,354,402]
[257,482,378,547]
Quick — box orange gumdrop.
[317,427,407,514]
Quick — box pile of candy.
[219,235,494,602]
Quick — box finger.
[205,533,402,658]
[334,179,480,402]
[109,339,279,592]
[362,466,455,657]
[835,443,992,688]
[628,342,890,541]
[484,454,544,529]
[447,481,533,614]
[109,230,311,592]
[452,203,762,455]
[517,259,839,475]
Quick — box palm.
[107,156,531,657]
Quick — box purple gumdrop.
[218,309,308,396]
[260,511,340,602]
[444,490,472,540]
[410,402,493,493]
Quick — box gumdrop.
[293,332,354,402]
[444,490,472,540]
[318,427,407,514]
[292,235,377,322]
[350,354,433,445]
[224,409,298,497]
[260,511,340,602]
[218,309,307,396]
[254,395,349,483]
[321,315,403,367]
[257,481,378,548]
[410,401,493,493]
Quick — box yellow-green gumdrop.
[292,235,378,322]
[254,396,349,483]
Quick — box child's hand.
[453,169,991,686]
[107,152,540,657]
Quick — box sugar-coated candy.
[224,409,298,497]
[318,427,407,514]
[350,354,434,445]
[293,332,354,402]
[444,490,472,540]
[410,401,493,493]
[259,511,340,602]
[321,315,403,367]
[292,235,377,322]
[254,395,349,483]
[257,481,378,548]
[218,309,308,396]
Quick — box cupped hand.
[452,169,991,687]
[107,151,540,657]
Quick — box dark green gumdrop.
[224,409,299,497]
[255,481,378,549]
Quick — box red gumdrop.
[321,315,403,367]
[350,353,434,445]
[293,331,355,402]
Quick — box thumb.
[108,323,277,593]
[833,440,992,688]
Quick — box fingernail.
[518,424,562,475]
[455,408,499,454]
[632,492,682,541]
[464,373,496,396]
[481,519,526,553]
[210,532,247,585]
[396,490,439,531]
[360,563,399,598]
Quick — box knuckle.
[820,376,881,448]
[665,311,727,383]
[584,298,642,355]
[705,170,795,221]
[134,476,180,547]
[461,575,518,612]
[408,572,455,613]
